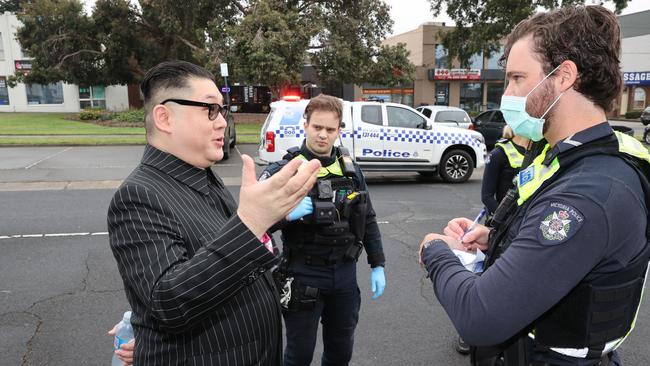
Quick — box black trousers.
[283,261,360,366]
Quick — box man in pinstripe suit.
[108,60,320,365]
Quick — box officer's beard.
[526,80,560,136]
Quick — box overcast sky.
[385,0,650,36]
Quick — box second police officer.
[259,94,386,366]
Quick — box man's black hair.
[140,60,215,102]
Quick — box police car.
[257,98,487,183]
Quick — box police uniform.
[422,123,650,365]
[261,142,385,366]
[482,139,527,215]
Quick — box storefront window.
[633,87,646,109]
[486,46,504,69]
[79,85,106,109]
[0,33,5,60]
[460,83,483,112]
[486,83,504,110]
[435,83,449,106]
[0,76,9,105]
[435,45,448,69]
[463,52,483,69]
[25,82,64,105]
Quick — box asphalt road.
[0,144,648,366]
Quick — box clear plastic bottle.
[111,311,134,366]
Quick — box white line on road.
[24,147,73,169]
[377,221,390,224]
[0,232,108,240]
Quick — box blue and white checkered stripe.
[275,127,354,139]
[275,126,480,148]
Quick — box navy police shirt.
[422,123,647,350]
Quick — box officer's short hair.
[500,5,621,113]
[304,94,343,127]
[140,60,215,137]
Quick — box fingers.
[240,155,258,188]
[108,324,118,336]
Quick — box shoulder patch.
[537,202,584,246]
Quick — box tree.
[9,0,415,98]
[366,43,416,87]
[428,0,630,67]
[0,0,25,13]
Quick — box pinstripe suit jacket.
[108,144,282,365]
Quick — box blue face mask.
[500,65,564,142]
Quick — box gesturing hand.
[237,155,320,238]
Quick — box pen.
[461,208,486,242]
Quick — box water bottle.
[112,311,134,366]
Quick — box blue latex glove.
[370,266,385,300]
[286,197,313,221]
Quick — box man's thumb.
[240,154,256,187]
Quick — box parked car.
[415,105,472,129]
[641,106,650,125]
[221,109,237,160]
[258,99,487,183]
[644,125,650,145]
[471,110,506,149]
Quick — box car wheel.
[644,131,650,145]
[222,129,231,160]
[439,150,474,183]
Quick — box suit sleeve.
[481,148,505,214]
[108,184,277,333]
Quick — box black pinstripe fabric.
[108,144,282,365]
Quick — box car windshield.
[435,111,470,123]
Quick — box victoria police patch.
[537,202,584,245]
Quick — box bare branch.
[230,0,247,15]
[56,49,102,68]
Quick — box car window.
[386,106,426,129]
[492,110,505,123]
[434,111,470,124]
[473,112,490,125]
[279,103,305,125]
[419,108,432,118]
[361,105,383,125]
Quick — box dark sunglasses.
[161,99,227,121]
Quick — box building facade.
[0,12,129,113]
[381,10,650,116]
[381,22,505,113]
[618,10,650,116]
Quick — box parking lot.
[1,143,648,365]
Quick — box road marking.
[24,147,73,169]
[377,221,390,224]
[0,232,107,240]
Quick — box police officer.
[260,94,386,366]
[481,126,530,217]
[419,6,649,366]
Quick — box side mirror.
[340,121,346,129]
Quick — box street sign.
[221,87,230,93]
[220,63,229,77]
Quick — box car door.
[383,105,431,163]
[483,110,506,148]
[352,103,385,163]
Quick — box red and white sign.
[434,68,481,80]
[15,60,33,74]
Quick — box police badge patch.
[537,202,584,245]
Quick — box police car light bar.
[283,95,301,102]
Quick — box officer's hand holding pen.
[443,217,490,252]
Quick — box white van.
[415,105,473,129]
[257,99,486,183]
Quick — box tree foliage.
[428,0,630,67]
[9,0,415,95]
